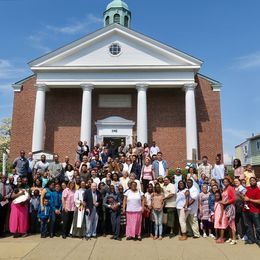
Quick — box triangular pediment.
[29,24,202,69]
[96,116,135,126]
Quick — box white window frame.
[256,140,260,152]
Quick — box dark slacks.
[40,219,48,236]
[62,211,74,236]
[50,211,62,235]
[142,179,151,193]
[30,210,39,234]
[0,204,8,236]
[111,211,121,238]
[243,211,260,244]
[235,210,246,238]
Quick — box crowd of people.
[0,141,259,247]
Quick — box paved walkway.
[0,235,259,260]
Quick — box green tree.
[0,117,12,157]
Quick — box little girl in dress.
[214,191,225,243]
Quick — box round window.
[109,43,121,56]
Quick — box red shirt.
[246,186,260,214]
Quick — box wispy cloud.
[28,13,102,52]
[0,59,26,80]
[46,14,102,35]
[232,51,260,70]
[223,128,249,139]
[28,32,51,53]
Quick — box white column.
[80,84,94,147]
[32,84,46,152]
[136,84,148,144]
[2,153,7,176]
[184,83,198,160]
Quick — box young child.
[237,182,250,210]
[29,189,40,234]
[41,171,49,188]
[38,198,52,238]
[214,191,225,243]
[199,184,214,238]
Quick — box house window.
[243,145,248,157]
[109,43,121,56]
[114,14,120,24]
[124,16,129,27]
[256,140,260,151]
[105,16,110,26]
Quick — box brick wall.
[195,75,223,166]
[147,88,186,168]
[9,75,223,169]
[9,76,36,160]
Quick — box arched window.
[114,14,120,24]
[124,16,129,27]
[105,16,110,26]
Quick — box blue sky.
[0,0,260,162]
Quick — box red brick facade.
[9,74,223,168]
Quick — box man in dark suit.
[0,175,13,237]
[83,182,102,239]
[131,155,141,180]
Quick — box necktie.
[93,192,97,204]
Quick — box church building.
[10,0,223,167]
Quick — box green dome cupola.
[104,0,131,28]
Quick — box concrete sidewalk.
[0,235,259,260]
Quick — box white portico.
[29,22,203,161]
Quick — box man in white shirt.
[123,157,133,174]
[163,176,177,238]
[152,152,168,178]
[186,179,200,238]
[211,154,226,189]
[198,156,212,179]
[91,170,100,186]
[62,156,70,170]
[79,155,91,172]
[149,141,160,158]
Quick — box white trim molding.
[12,84,22,93]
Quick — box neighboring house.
[235,134,260,175]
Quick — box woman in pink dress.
[214,190,225,242]
[9,178,29,238]
[141,157,155,193]
[233,159,245,180]
[214,177,236,245]
[62,181,76,239]
[123,181,144,241]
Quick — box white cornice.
[211,83,222,92]
[12,84,22,92]
[35,80,195,88]
[31,65,201,71]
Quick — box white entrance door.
[95,116,135,146]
